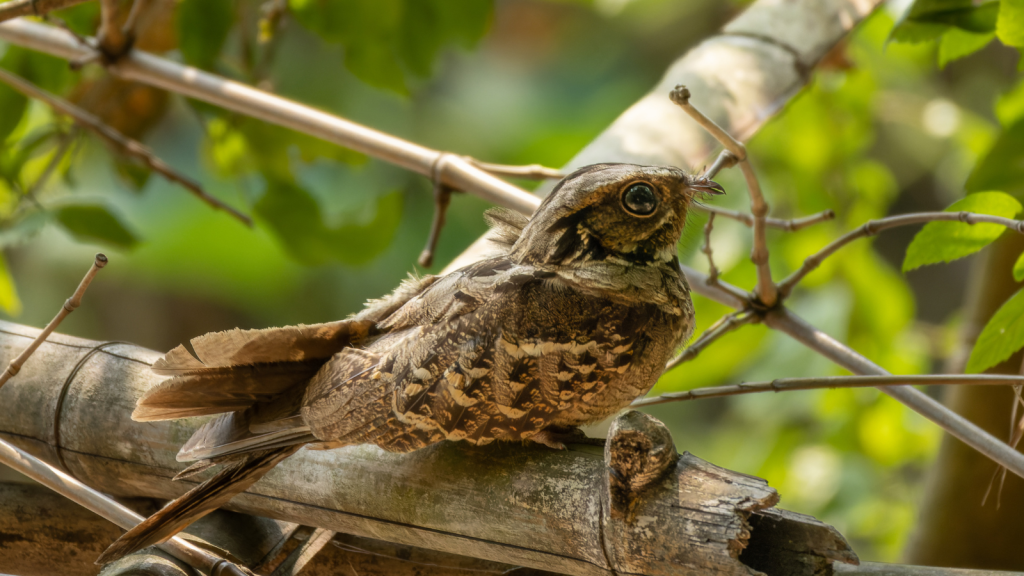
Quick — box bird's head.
[510,163,723,268]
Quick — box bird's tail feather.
[96,445,300,565]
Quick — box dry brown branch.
[700,212,721,286]
[0,253,105,390]
[697,204,836,231]
[0,67,253,226]
[0,437,252,575]
[634,375,1024,408]
[670,85,778,307]
[702,149,738,180]
[96,0,128,57]
[0,0,91,23]
[666,309,757,371]
[777,211,1024,298]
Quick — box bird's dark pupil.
[624,184,657,215]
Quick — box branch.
[0,19,542,217]
[778,211,1024,298]
[0,253,105,390]
[696,204,836,231]
[0,67,254,226]
[0,0,91,23]
[763,307,1024,482]
[666,309,757,370]
[634,375,1024,408]
[670,85,779,307]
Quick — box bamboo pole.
[0,320,857,576]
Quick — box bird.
[97,162,724,564]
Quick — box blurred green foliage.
[0,0,1022,564]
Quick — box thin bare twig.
[418,155,455,268]
[97,0,128,58]
[634,375,1024,408]
[702,149,738,180]
[778,211,1024,298]
[0,437,251,575]
[701,212,720,286]
[0,0,91,23]
[695,204,835,232]
[0,67,253,226]
[764,307,1024,482]
[0,253,105,390]
[666,310,758,370]
[120,0,147,40]
[670,85,778,307]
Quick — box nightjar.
[98,163,724,563]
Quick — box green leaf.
[996,77,1024,126]
[998,0,1024,47]
[903,191,1022,271]
[177,0,234,70]
[289,0,491,93]
[254,179,402,266]
[967,287,1024,372]
[891,0,998,43]
[0,253,22,316]
[938,28,995,67]
[966,118,1024,194]
[1013,250,1024,281]
[53,203,141,250]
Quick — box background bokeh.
[1,0,1022,564]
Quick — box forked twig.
[634,375,1024,408]
[666,310,758,370]
[671,85,778,307]
[777,211,1024,298]
[0,67,253,226]
[418,155,455,268]
[0,253,106,390]
[695,204,835,232]
[702,149,738,180]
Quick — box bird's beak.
[690,176,725,196]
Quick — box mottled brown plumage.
[97,163,722,564]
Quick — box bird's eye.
[622,183,658,216]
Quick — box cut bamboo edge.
[4,7,1024,484]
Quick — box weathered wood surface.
[0,321,855,575]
